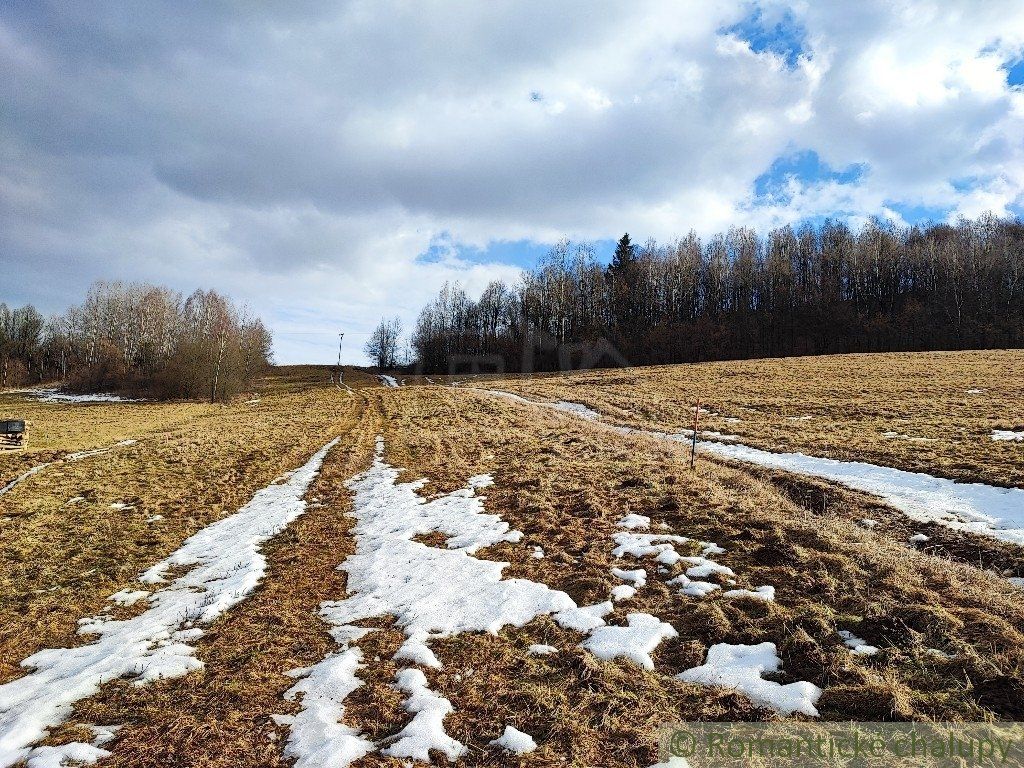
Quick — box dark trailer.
[0,419,25,450]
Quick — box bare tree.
[365,316,403,369]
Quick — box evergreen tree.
[609,233,636,275]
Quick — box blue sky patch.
[1005,57,1024,87]
[417,236,620,272]
[753,150,867,202]
[884,201,953,226]
[720,7,808,68]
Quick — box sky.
[3,1,1024,364]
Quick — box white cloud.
[2,0,1023,362]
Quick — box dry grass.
[4,356,1024,767]
[476,349,1024,488]
[0,369,358,684]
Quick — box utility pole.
[337,332,345,383]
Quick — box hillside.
[1,352,1022,767]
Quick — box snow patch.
[722,585,775,601]
[610,567,647,587]
[0,440,136,499]
[378,375,399,388]
[284,440,577,766]
[489,725,537,754]
[554,602,613,632]
[616,513,651,530]
[677,642,822,717]
[283,648,373,768]
[528,644,558,656]
[582,613,678,670]
[108,590,149,607]
[381,669,464,762]
[551,401,601,420]
[838,630,880,656]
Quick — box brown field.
[480,349,1024,488]
[1,352,1023,767]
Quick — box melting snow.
[0,439,339,768]
[0,440,136,499]
[677,642,822,717]
[489,725,537,754]
[909,533,930,544]
[1008,577,1024,589]
[611,567,647,586]
[378,375,399,388]
[381,669,463,762]
[554,602,613,632]
[582,613,678,670]
[285,439,578,766]
[992,430,1024,442]
[838,630,879,656]
[611,585,637,601]
[722,585,776,602]
[23,742,109,768]
[28,390,143,404]
[283,647,373,768]
[550,401,601,420]
[528,644,558,655]
[617,513,652,530]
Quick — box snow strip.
[0,438,339,768]
[551,401,601,420]
[488,390,601,420]
[381,669,463,762]
[282,647,373,768]
[992,430,1024,442]
[0,440,136,498]
[378,375,399,388]
[28,389,144,403]
[671,439,1024,546]
[490,725,537,754]
[677,642,822,717]
[24,742,109,768]
[483,391,1024,546]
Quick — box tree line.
[410,214,1024,373]
[1,281,272,400]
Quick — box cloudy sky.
[3,1,1024,363]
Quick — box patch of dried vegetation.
[478,350,1024,488]
[6,363,1024,766]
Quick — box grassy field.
[480,349,1024,488]
[1,353,1022,767]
